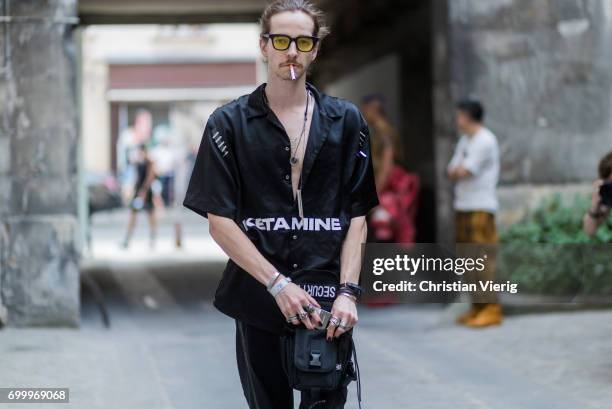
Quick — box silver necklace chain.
[290,90,310,166]
[263,86,311,167]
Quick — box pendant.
[297,189,304,219]
[290,156,299,166]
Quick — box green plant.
[498,193,612,295]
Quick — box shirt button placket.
[290,235,298,271]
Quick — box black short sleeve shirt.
[184,82,379,334]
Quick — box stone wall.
[432,0,456,244]
[438,0,612,234]
[0,0,80,326]
[449,0,612,184]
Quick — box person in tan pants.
[454,211,501,327]
[447,99,503,328]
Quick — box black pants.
[235,319,348,409]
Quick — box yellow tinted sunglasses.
[262,33,319,52]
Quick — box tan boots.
[457,303,503,328]
[456,304,484,324]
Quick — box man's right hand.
[275,282,322,330]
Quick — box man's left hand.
[326,295,358,340]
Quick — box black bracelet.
[338,288,360,300]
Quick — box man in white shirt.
[447,99,502,328]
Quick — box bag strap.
[351,337,362,409]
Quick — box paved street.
[1,210,611,409]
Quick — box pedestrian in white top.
[447,125,499,212]
[447,98,503,328]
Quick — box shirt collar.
[246,81,342,190]
[246,81,342,119]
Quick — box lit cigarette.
[290,64,296,80]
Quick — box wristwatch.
[339,282,363,300]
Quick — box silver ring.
[298,311,308,320]
[303,304,315,314]
[339,323,351,330]
[286,315,298,323]
[329,316,340,326]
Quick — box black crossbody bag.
[280,270,362,408]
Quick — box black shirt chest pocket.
[313,133,343,172]
[237,135,285,175]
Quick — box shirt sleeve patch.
[211,131,230,158]
[358,131,368,157]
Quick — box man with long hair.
[184,1,378,407]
